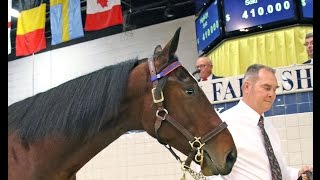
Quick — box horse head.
[128,28,237,176]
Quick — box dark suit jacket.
[303,59,312,64]
[198,74,223,82]
[212,74,223,79]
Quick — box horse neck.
[70,65,151,169]
[59,122,128,177]
[9,126,127,179]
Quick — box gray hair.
[305,32,313,39]
[241,64,276,90]
[198,56,212,66]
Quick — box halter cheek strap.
[147,56,228,169]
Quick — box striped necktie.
[258,116,282,180]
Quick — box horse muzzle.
[201,146,237,176]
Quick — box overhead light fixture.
[164,2,174,18]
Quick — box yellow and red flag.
[16,3,46,56]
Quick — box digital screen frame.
[300,0,313,18]
[195,0,222,55]
[223,0,298,33]
[195,0,209,14]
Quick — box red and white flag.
[85,0,123,31]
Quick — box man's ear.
[242,81,251,93]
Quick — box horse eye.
[185,88,194,95]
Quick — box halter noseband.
[147,56,228,169]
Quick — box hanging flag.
[15,3,46,57]
[85,0,123,31]
[18,0,42,10]
[8,0,12,54]
[50,0,84,45]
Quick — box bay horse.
[8,28,236,180]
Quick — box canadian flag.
[85,0,123,31]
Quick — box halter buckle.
[151,87,164,103]
[156,108,168,120]
[195,149,204,163]
[189,137,205,163]
[189,137,205,149]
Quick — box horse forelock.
[8,58,139,142]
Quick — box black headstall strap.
[147,56,228,169]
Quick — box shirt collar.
[201,74,212,81]
[238,100,262,125]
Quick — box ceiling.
[8,0,196,62]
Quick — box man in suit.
[195,56,223,81]
[303,32,313,64]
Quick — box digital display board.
[223,0,297,32]
[195,1,221,55]
[301,0,313,18]
[195,0,208,13]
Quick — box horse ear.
[153,45,162,55]
[163,27,181,59]
[155,27,181,66]
[169,27,181,56]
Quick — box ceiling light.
[164,6,174,18]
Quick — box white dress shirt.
[206,100,299,180]
[201,74,213,81]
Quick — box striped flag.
[15,3,46,56]
[50,0,84,45]
[85,0,123,31]
[8,0,12,54]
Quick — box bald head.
[196,57,212,66]
[241,64,276,91]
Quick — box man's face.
[243,69,279,114]
[305,36,313,58]
[196,58,212,80]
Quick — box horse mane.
[8,58,139,142]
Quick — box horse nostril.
[226,149,237,168]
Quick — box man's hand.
[298,165,313,180]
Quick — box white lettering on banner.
[198,64,313,104]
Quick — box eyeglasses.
[195,64,207,69]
